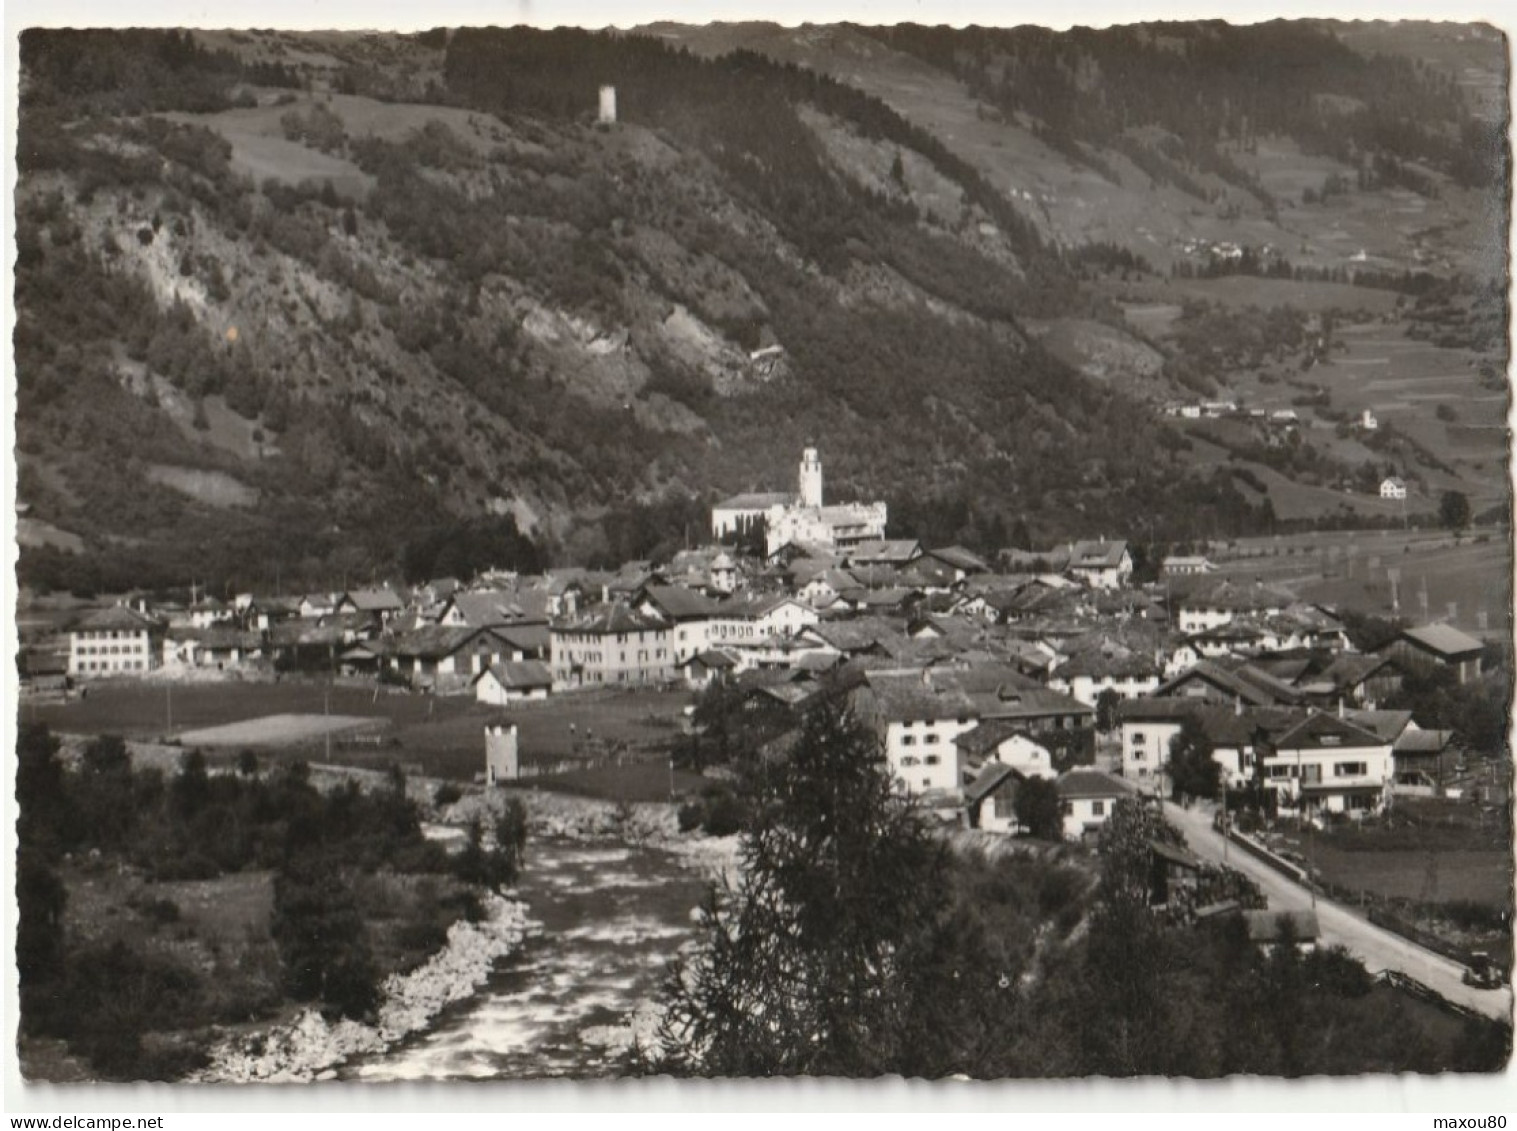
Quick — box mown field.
[1207,527,1511,637]
[29,679,696,785]
[1297,845,1510,905]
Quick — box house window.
[1131,750,1145,761]
[901,755,919,767]
[900,735,916,746]
[1092,800,1105,817]
[1269,764,1295,778]
[1131,733,1146,745]
[924,755,940,766]
[923,733,938,745]
[1334,762,1367,777]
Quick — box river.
[341,838,712,1081]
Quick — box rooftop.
[714,491,794,511]
[1400,623,1485,659]
[1057,769,1129,801]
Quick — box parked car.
[1462,952,1505,989]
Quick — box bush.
[134,896,182,925]
[433,782,462,807]
[700,788,747,837]
[152,851,221,882]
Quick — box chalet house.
[1188,621,1268,659]
[300,593,337,618]
[388,626,527,691]
[473,661,554,705]
[963,762,1026,834]
[1047,641,1163,705]
[1067,540,1132,590]
[709,551,738,595]
[187,596,234,629]
[1117,698,1301,790]
[980,685,1096,738]
[1057,769,1130,839]
[922,545,990,583]
[954,719,1056,780]
[637,584,720,664]
[549,603,675,690]
[335,586,406,624]
[1155,660,1303,708]
[1379,476,1406,499]
[1148,839,1205,907]
[1245,909,1320,954]
[1176,580,1292,634]
[796,618,900,660]
[242,596,300,632]
[842,586,920,615]
[1260,711,1394,818]
[69,604,166,677]
[19,647,70,695]
[1382,623,1485,685]
[439,588,552,630]
[844,540,923,569]
[1390,726,1454,795]
[1162,556,1216,578]
[677,649,740,690]
[539,571,589,617]
[165,625,260,671]
[1117,698,1199,787]
[715,593,821,642]
[1303,652,1403,707]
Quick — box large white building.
[711,448,888,556]
[69,604,165,677]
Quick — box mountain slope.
[13,25,1505,595]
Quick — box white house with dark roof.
[335,586,406,623]
[1047,639,1163,705]
[473,661,553,705]
[1176,580,1293,634]
[69,604,166,677]
[637,584,720,663]
[858,671,982,796]
[1379,476,1406,499]
[1067,540,1132,590]
[1057,769,1131,838]
[1261,711,1395,817]
[549,603,676,690]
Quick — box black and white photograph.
[4,0,1514,1103]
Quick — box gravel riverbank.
[192,893,532,1083]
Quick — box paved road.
[1158,797,1513,1023]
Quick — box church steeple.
[799,447,823,508]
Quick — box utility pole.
[166,682,173,735]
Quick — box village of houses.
[28,447,1496,846]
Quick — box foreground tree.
[1013,776,1063,841]
[1439,489,1471,534]
[1168,715,1221,802]
[654,696,951,1076]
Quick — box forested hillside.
[12,24,1505,595]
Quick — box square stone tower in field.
[485,724,519,784]
[598,85,617,124]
